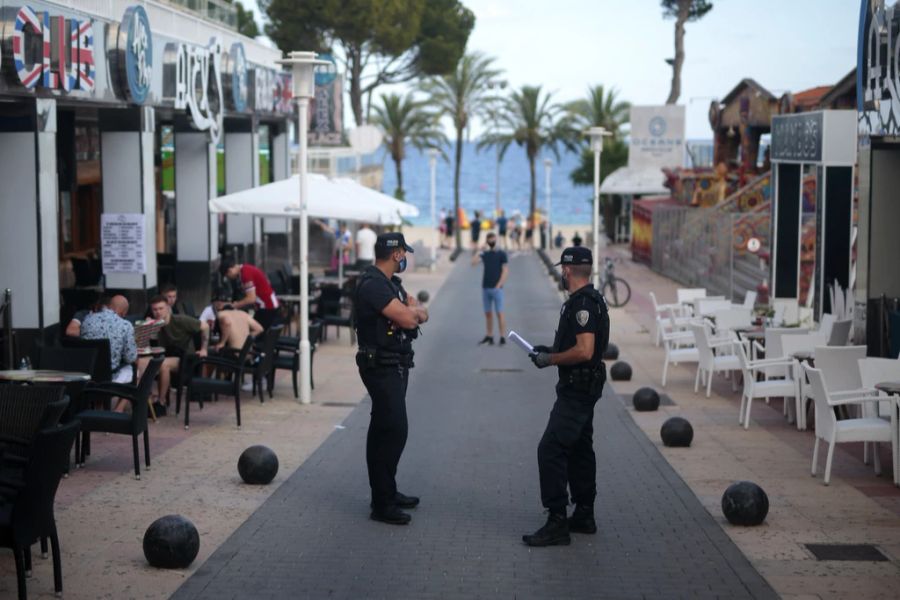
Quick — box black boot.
[522,512,570,547]
[568,504,597,534]
[372,492,420,509]
[479,335,494,345]
[370,505,411,525]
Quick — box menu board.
[101,213,145,274]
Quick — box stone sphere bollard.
[602,343,620,360]
[721,481,769,526]
[632,387,660,412]
[143,515,200,569]
[610,361,632,381]
[238,445,279,485]
[660,417,693,447]
[417,290,430,304]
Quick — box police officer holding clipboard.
[524,246,610,546]
[354,233,429,525]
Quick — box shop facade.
[856,0,900,357]
[0,0,294,354]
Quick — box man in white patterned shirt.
[81,295,138,397]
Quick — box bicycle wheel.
[603,276,631,308]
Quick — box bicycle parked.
[600,256,631,308]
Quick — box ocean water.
[379,142,592,226]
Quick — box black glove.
[532,345,553,354]
[530,352,552,369]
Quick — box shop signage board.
[858,0,900,137]
[0,2,292,129]
[771,112,823,162]
[628,106,685,169]
[101,213,145,274]
[309,55,343,146]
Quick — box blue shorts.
[482,287,505,313]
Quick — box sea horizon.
[379,141,594,226]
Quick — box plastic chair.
[827,319,853,346]
[0,420,79,600]
[804,364,893,485]
[252,325,284,402]
[690,323,740,397]
[61,337,112,384]
[274,320,323,398]
[676,288,706,306]
[695,298,731,317]
[649,291,688,346]
[734,340,798,429]
[711,308,752,336]
[817,313,836,341]
[857,357,900,484]
[781,333,829,429]
[660,314,699,387]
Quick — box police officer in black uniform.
[523,246,610,546]
[353,232,429,525]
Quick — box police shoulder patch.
[576,310,589,327]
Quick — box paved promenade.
[173,252,774,599]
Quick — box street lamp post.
[543,158,552,250]
[279,50,327,404]
[428,148,439,271]
[586,127,611,289]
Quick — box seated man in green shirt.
[148,294,209,404]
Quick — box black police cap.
[375,232,414,253]
[554,246,592,266]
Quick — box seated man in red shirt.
[219,257,281,330]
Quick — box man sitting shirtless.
[213,302,263,353]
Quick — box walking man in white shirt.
[356,223,377,268]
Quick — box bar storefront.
[0,0,294,355]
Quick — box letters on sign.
[770,113,823,162]
[11,5,94,92]
[165,38,224,143]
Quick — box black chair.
[37,345,97,418]
[252,325,283,402]
[0,386,66,450]
[317,286,353,340]
[0,420,79,600]
[76,356,163,480]
[273,320,323,398]
[60,337,111,384]
[182,337,254,430]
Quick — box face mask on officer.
[394,251,408,274]
[561,267,571,292]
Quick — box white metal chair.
[660,310,699,387]
[817,313,836,342]
[781,333,829,429]
[772,298,800,326]
[676,288,706,306]
[690,323,740,397]
[804,364,893,485]
[734,340,798,429]
[695,298,731,317]
[858,358,900,485]
[649,291,688,346]
[826,319,853,346]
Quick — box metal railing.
[159,0,238,30]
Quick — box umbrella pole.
[298,99,311,404]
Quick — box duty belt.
[560,366,605,395]
[356,347,414,369]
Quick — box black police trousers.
[537,383,600,513]
[359,364,410,509]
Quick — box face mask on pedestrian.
[487,239,496,249]
[395,252,407,274]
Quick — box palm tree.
[565,85,631,187]
[564,85,630,140]
[479,85,572,221]
[372,92,447,200]
[421,52,502,249]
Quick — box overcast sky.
[247,0,859,139]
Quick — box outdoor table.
[875,381,900,486]
[735,327,764,341]
[0,369,90,383]
[791,349,815,363]
[137,347,165,357]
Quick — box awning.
[599,166,668,196]
[208,173,419,225]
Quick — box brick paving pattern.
[172,252,776,599]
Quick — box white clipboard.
[507,331,534,354]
